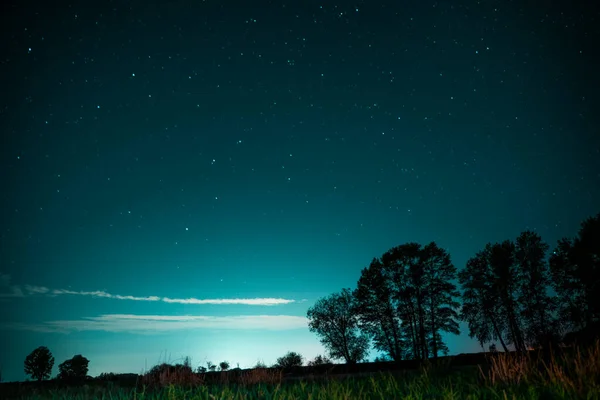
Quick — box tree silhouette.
[489,240,527,352]
[419,242,461,359]
[57,354,89,380]
[354,242,460,361]
[206,361,216,372]
[387,243,427,360]
[550,213,600,340]
[307,354,332,366]
[459,247,510,352]
[254,360,267,369]
[196,365,207,374]
[219,361,230,371]
[514,230,560,348]
[24,346,54,382]
[307,288,369,364]
[460,240,531,352]
[274,351,303,368]
[354,257,405,361]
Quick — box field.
[1,341,599,400]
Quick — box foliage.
[373,354,393,362]
[196,365,207,374]
[458,224,599,354]
[307,288,369,364]
[459,240,530,352]
[141,361,200,388]
[97,372,117,380]
[550,213,600,336]
[219,361,230,371]
[307,354,333,366]
[24,346,55,382]
[514,231,561,348]
[459,245,511,352]
[206,361,216,372]
[253,360,267,369]
[353,257,404,361]
[354,242,460,362]
[274,351,303,368]
[57,354,90,381]
[490,240,528,352]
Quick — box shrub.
[141,362,201,388]
[308,354,333,366]
[57,354,89,381]
[274,351,303,369]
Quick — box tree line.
[307,213,600,363]
[23,346,90,382]
[20,346,330,382]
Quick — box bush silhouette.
[57,354,89,381]
[24,346,55,382]
[196,365,207,374]
[274,351,303,369]
[308,354,333,366]
[219,361,230,371]
[143,362,200,388]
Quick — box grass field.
[2,340,598,399]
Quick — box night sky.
[1,0,599,383]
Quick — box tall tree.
[550,213,600,334]
[354,258,405,361]
[489,240,527,352]
[396,243,429,360]
[420,242,461,359]
[384,243,424,360]
[459,246,510,352]
[355,242,460,361]
[514,231,559,348]
[24,346,54,382]
[307,288,369,364]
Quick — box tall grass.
[480,339,600,398]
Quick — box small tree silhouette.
[274,351,303,368]
[24,346,55,382]
[308,354,332,366]
[219,361,230,371]
[58,354,89,380]
[206,361,216,372]
[196,365,207,373]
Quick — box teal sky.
[1,0,599,382]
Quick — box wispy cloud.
[24,285,51,294]
[49,289,162,302]
[48,289,293,305]
[161,297,294,305]
[0,273,296,306]
[3,314,309,334]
